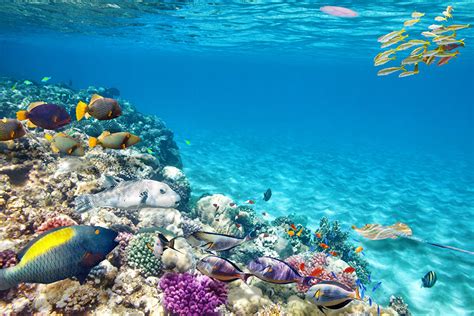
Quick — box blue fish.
[369,297,372,306]
[331,272,338,279]
[361,288,365,299]
[0,225,118,290]
[368,273,372,282]
[247,256,314,286]
[372,281,382,292]
[377,305,380,316]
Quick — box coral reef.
[125,233,161,277]
[35,214,78,234]
[159,273,228,315]
[0,249,17,269]
[389,296,412,316]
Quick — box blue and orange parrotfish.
[16,102,71,130]
[0,225,118,290]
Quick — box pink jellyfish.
[320,6,358,18]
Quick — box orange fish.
[355,246,364,253]
[310,267,324,277]
[290,224,297,230]
[344,266,355,273]
[437,55,455,66]
[288,230,295,237]
[329,251,338,256]
[299,263,305,271]
[320,243,329,249]
[315,232,321,238]
[296,228,304,237]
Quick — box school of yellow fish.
[374,6,470,78]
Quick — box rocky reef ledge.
[0,78,410,315]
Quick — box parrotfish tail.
[74,194,95,213]
[0,268,16,291]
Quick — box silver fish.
[306,281,361,313]
[187,231,254,252]
[197,255,252,283]
[75,179,180,213]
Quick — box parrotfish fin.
[16,110,28,121]
[0,269,17,291]
[26,121,37,129]
[89,94,103,106]
[75,101,89,121]
[80,252,105,268]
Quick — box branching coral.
[159,273,228,316]
[125,233,161,277]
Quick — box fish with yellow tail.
[17,102,71,130]
[377,29,406,43]
[380,35,408,49]
[76,94,122,121]
[411,12,424,18]
[306,281,361,313]
[404,19,420,27]
[0,225,118,290]
[0,118,26,141]
[45,133,85,156]
[89,131,140,150]
[399,64,420,78]
[377,66,405,76]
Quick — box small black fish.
[422,271,437,288]
[263,188,272,201]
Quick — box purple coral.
[115,232,133,265]
[0,249,17,269]
[159,273,228,316]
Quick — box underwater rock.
[180,215,203,237]
[389,295,412,316]
[159,166,191,211]
[161,238,195,273]
[227,282,273,315]
[195,194,244,235]
[137,207,182,234]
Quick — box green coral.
[125,233,161,277]
[313,217,371,283]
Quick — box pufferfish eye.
[160,188,166,194]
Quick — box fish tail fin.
[76,101,88,121]
[0,268,16,291]
[16,110,28,121]
[89,137,98,148]
[241,273,253,284]
[74,194,95,213]
[301,276,315,287]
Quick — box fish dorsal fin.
[100,131,111,138]
[89,94,104,106]
[56,132,67,137]
[28,101,46,111]
[17,226,71,260]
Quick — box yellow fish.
[45,133,85,156]
[377,29,405,43]
[411,11,424,18]
[89,131,140,150]
[399,64,419,78]
[444,24,470,31]
[377,66,405,76]
[421,31,437,38]
[374,57,395,66]
[434,16,447,22]
[401,55,424,65]
[404,19,420,27]
[355,246,364,253]
[381,35,408,49]
[410,46,427,56]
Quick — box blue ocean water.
[1,1,473,315]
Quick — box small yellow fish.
[355,246,364,253]
[423,55,436,65]
[445,5,453,14]
[374,57,395,66]
[428,24,443,30]
[410,46,427,56]
[434,16,447,22]
[396,40,429,51]
[433,34,457,42]
[377,66,405,76]
[442,10,452,19]
[422,48,442,58]
[374,49,396,62]
[399,64,420,78]
[381,35,408,49]
[401,55,424,65]
[288,230,295,237]
[434,38,464,46]
[404,19,420,27]
[444,24,470,31]
[434,50,459,58]
[377,29,405,43]
[185,140,191,145]
[411,11,424,18]
[296,228,304,237]
[421,31,437,38]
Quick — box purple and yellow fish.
[0,118,26,141]
[306,281,361,313]
[247,256,314,286]
[45,133,85,156]
[197,255,252,283]
[89,131,140,150]
[76,94,122,121]
[17,102,71,130]
[187,231,255,252]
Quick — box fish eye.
[95,229,100,235]
[160,188,166,194]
